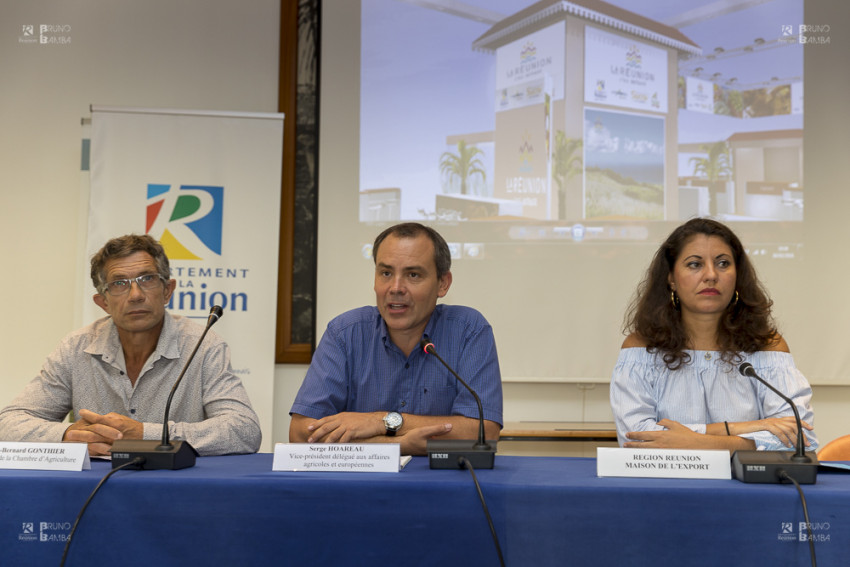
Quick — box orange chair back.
[818,434,850,461]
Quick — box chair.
[818,434,850,461]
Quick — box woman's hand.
[624,419,701,448]
[726,416,813,448]
[626,419,756,450]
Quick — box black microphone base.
[731,450,818,484]
[427,439,497,469]
[110,439,198,470]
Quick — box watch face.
[384,412,403,430]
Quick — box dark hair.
[372,222,451,279]
[90,234,171,293]
[624,218,777,369]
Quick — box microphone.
[419,336,496,470]
[730,362,818,484]
[110,305,224,470]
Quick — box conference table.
[2,453,848,566]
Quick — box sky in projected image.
[360,0,804,222]
[584,110,664,183]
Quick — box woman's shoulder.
[621,333,648,349]
[761,333,790,353]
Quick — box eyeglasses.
[103,274,166,296]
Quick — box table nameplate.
[597,447,731,479]
[0,442,90,471]
[273,443,406,472]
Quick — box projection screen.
[317,0,850,385]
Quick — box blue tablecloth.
[1,454,848,566]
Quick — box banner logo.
[518,131,534,172]
[520,41,537,64]
[146,184,223,260]
[625,45,642,68]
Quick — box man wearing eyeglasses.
[0,234,261,456]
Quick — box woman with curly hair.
[610,218,817,451]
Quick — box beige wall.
[2,0,847,456]
[0,0,280,434]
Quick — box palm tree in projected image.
[553,132,583,220]
[439,140,486,195]
[689,141,732,180]
[689,141,732,215]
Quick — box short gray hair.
[90,234,171,293]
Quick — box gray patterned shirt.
[0,313,261,456]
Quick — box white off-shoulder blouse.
[610,348,818,451]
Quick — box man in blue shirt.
[289,223,502,455]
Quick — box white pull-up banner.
[86,106,284,451]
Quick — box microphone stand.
[731,362,818,484]
[420,337,496,469]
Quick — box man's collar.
[378,304,443,352]
[84,313,178,361]
[154,313,181,360]
[84,317,122,358]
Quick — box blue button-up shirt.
[290,304,503,425]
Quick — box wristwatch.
[383,411,403,436]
